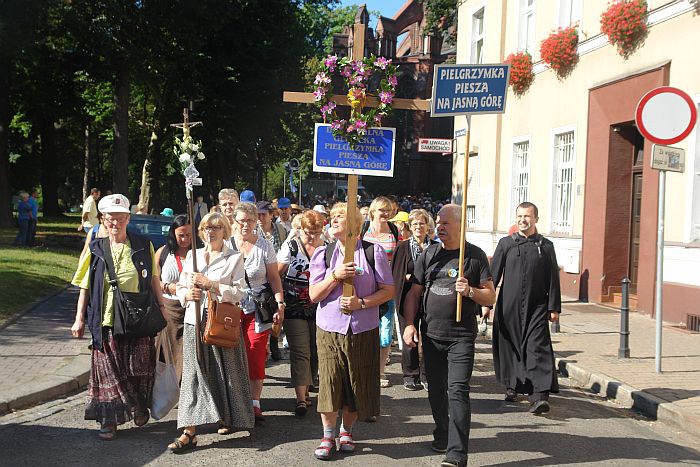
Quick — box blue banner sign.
[313,123,395,177]
[431,63,510,117]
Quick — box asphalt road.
[1,340,699,467]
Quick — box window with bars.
[512,141,530,215]
[552,131,575,233]
[467,206,476,228]
[471,8,485,64]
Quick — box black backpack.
[360,219,399,244]
[323,240,376,275]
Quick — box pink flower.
[374,115,383,126]
[374,57,391,70]
[346,124,355,133]
[313,87,326,101]
[331,119,346,130]
[324,55,338,72]
[388,75,398,87]
[314,72,331,85]
[340,66,352,78]
[379,91,393,104]
[355,120,368,132]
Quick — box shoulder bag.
[243,271,277,324]
[104,240,167,338]
[203,290,242,348]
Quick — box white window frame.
[471,7,485,64]
[511,136,531,219]
[467,149,480,229]
[556,0,582,29]
[549,125,577,235]
[516,0,536,54]
[684,95,700,244]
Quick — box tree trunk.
[136,107,165,214]
[112,67,130,194]
[38,116,60,216]
[82,124,90,201]
[0,57,13,228]
[136,157,151,214]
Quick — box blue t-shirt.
[29,197,38,219]
[17,200,32,221]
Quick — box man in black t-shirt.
[403,204,495,467]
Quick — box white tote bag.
[150,335,180,420]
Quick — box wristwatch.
[360,298,366,309]
[467,287,475,298]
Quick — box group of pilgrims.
[70,187,561,467]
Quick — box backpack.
[323,240,376,275]
[360,220,399,244]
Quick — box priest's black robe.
[491,233,561,395]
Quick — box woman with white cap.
[70,194,165,441]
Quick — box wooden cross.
[283,20,431,297]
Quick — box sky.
[338,0,410,27]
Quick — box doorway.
[629,129,644,293]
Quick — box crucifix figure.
[170,107,205,363]
[283,19,430,297]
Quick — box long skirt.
[155,297,186,382]
[177,324,255,430]
[85,328,156,426]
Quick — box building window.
[518,0,535,53]
[558,0,581,28]
[467,206,476,228]
[552,131,575,233]
[512,140,530,215]
[471,8,485,64]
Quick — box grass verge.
[0,246,78,324]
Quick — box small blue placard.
[313,123,395,177]
[431,63,510,117]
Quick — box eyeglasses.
[103,215,128,225]
[235,218,256,226]
[203,225,223,232]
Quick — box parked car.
[127,214,172,250]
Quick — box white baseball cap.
[98,194,131,214]
[313,204,328,215]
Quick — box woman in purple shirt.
[308,202,394,460]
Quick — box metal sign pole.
[655,163,665,373]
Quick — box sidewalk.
[0,287,90,414]
[554,301,700,438]
[1,288,699,440]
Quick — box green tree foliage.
[422,0,458,45]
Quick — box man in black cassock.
[490,201,561,414]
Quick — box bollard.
[618,278,631,358]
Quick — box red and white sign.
[418,138,453,153]
[635,87,697,145]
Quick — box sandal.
[169,431,197,453]
[380,378,391,388]
[314,436,335,460]
[338,431,355,453]
[217,424,232,435]
[305,396,313,408]
[133,409,150,427]
[295,400,308,417]
[98,424,117,441]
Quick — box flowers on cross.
[314,54,398,147]
[173,134,205,169]
[540,26,579,79]
[505,51,534,96]
[600,0,648,59]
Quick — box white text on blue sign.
[431,64,510,117]
[313,124,395,177]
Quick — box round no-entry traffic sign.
[635,87,697,145]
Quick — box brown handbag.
[203,291,242,348]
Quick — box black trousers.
[423,334,475,465]
[397,311,425,382]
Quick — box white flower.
[189,143,199,152]
[179,153,191,163]
[197,152,205,160]
[180,142,189,151]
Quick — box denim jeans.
[423,334,476,465]
[379,299,395,348]
[14,219,30,246]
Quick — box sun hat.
[313,204,328,215]
[98,194,130,214]
[240,190,256,203]
[160,207,174,217]
[277,197,291,209]
[390,211,409,223]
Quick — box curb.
[0,284,71,331]
[0,355,90,415]
[555,357,700,439]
